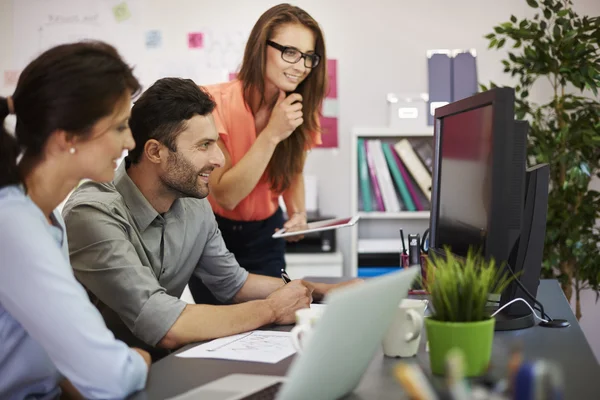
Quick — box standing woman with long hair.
[189,3,327,303]
[0,42,150,399]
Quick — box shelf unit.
[349,127,433,277]
[285,252,343,278]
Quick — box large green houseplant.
[481,0,600,319]
[424,248,513,377]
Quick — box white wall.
[2,0,600,357]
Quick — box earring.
[69,147,76,155]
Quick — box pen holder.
[402,254,428,291]
[401,253,410,268]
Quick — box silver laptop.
[169,266,420,400]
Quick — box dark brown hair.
[238,3,327,192]
[0,41,140,188]
[127,77,216,165]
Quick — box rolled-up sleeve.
[193,203,249,303]
[0,206,147,399]
[64,204,186,346]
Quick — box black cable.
[505,262,553,321]
[420,228,430,253]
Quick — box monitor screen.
[435,105,494,256]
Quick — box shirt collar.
[114,162,160,232]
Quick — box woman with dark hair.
[190,4,327,302]
[0,41,150,399]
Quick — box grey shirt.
[62,164,249,352]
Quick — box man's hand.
[303,278,365,302]
[266,280,312,324]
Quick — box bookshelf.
[350,127,433,277]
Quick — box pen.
[281,269,291,284]
[445,348,470,400]
[393,363,438,400]
[514,362,535,400]
[400,229,407,255]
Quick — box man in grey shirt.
[63,78,349,359]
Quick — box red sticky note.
[325,59,337,98]
[188,32,204,49]
[3,70,20,86]
[318,116,338,148]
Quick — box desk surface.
[132,280,600,399]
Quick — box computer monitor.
[429,87,547,330]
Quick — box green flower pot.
[425,317,495,377]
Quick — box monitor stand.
[494,309,535,331]
[493,164,549,332]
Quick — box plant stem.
[575,272,582,320]
[552,72,575,303]
[554,75,567,186]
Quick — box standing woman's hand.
[281,211,308,242]
[264,91,303,144]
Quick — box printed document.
[176,330,296,364]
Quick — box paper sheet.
[176,330,296,364]
[310,303,327,312]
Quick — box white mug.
[382,299,427,358]
[290,307,323,353]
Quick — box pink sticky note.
[325,59,337,98]
[317,116,338,148]
[228,72,238,81]
[3,70,20,86]
[188,32,204,49]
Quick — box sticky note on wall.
[145,30,162,49]
[317,59,339,149]
[112,2,131,23]
[326,59,337,98]
[188,32,204,49]
[3,70,20,86]
[319,116,338,148]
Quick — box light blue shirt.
[0,185,148,399]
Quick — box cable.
[491,298,548,323]
[420,228,430,253]
[505,262,553,321]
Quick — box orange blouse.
[205,80,321,221]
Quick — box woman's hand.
[280,212,308,242]
[265,91,303,144]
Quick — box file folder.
[452,50,478,101]
[426,51,452,126]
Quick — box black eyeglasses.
[266,40,321,68]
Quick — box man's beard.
[160,151,211,199]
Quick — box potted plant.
[481,0,600,319]
[424,247,513,377]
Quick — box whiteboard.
[12,0,249,89]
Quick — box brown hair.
[0,41,140,188]
[127,77,216,164]
[238,3,327,192]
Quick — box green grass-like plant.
[425,247,514,322]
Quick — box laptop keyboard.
[239,382,283,400]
